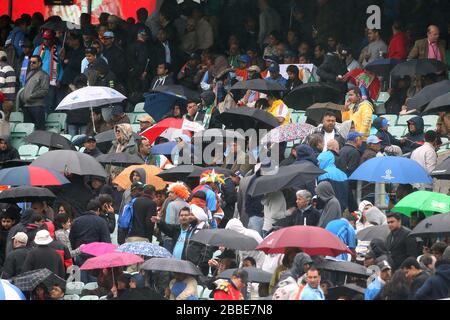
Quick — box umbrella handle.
[90,105,97,134]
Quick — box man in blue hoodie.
[5,18,27,57]
[374,117,401,152]
[401,116,425,155]
[294,144,319,195]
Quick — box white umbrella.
[0,280,26,300]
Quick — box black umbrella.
[188,167,233,179]
[305,102,343,125]
[247,163,326,197]
[25,131,75,150]
[283,83,344,111]
[327,284,366,300]
[218,267,272,283]
[390,59,447,77]
[156,165,202,182]
[192,129,245,143]
[216,107,280,131]
[364,58,403,78]
[152,84,200,102]
[431,156,450,180]
[0,186,56,203]
[315,258,370,277]
[141,258,203,276]
[190,229,259,250]
[41,20,80,32]
[407,80,450,112]
[422,92,450,115]
[12,269,66,292]
[230,79,286,94]
[0,159,32,169]
[96,153,144,167]
[410,213,450,237]
[356,225,391,241]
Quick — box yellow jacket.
[342,100,374,140]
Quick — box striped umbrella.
[0,280,26,300]
[0,166,70,187]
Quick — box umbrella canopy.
[327,284,366,300]
[156,165,199,182]
[0,160,32,169]
[256,226,352,256]
[283,83,344,111]
[152,85,200,101]
[431,156,450,180]
[349,156,432,184]
[410,213,450,237]
[41,20,80,32]
[315,258,370,277]
[113,165,166,190]
[0,280,26,300]
[344,68,381,101]
[216,107,280,131]
[247,163,325,197]
[141,258,203,276]
[218,267,272,283]
[12,269,66,292]
[25,131,75,150]
[0,186,56,203]
[117,242,173,258]
[230,79,286,94]
[80,242,118,257]
[140,118,204,145]
[356,225,391,241]
[390,59,447,77]
[364,58,403,78]
[305,103,343,125]
[192,129,245,143]
[407,80,450,112]
[423,92,450,115]
[190,229,259,250]
[32,150,107,178]
[392,191,450,217]
[96,153,144,167]
[188,167,233,179]
[56,86,127,111]
[151,141,178,156]
[260,123,316,144]
[0,166,70,187]
[80,252,144,270]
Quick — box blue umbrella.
[0,280,26,300]
[151,141,177,155]
[349,156,432,184]
[116,242,173,258]
[143,92,186,123]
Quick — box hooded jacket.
[414,261,450,300]
[0,138,20,163]
[278,253,313,283]
[294,145,319,195]
[373,117,400,151]
[6,209,34,256]
[364,207,387,226]
[316,181,342,228]
[402,116,425,154]
[339,143,362,176]
[119,168,147,219]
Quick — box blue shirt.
[266,75,287,87]
[299,284,325,300]
[326,218,356,261]
[172,228,188,260]
[365,277,384,300]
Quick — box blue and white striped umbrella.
[117,242,173,258]
[0,280,26,300]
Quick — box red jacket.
[388,32,408,60]
[213,280,244,300]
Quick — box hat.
[347,131,363,142]
[377,260,392,272]
[137,114,155,124]
[381,118,389,128]
[103,31,115,38]
[176,134,191,144]
[442,246,450,262]
[111,104,124,116]
[42,29,55,40]
[34,230,53,245]
[232,269,249,283]
[238,54,251,64]
[190,204,208,222]
[12,232,28,244]
[232,170,244,179]
[0,51,7,60]
[268,62,280,73]
[247,65,261,73]
[84,136,96,143]
[367,135,382,145]
[131,181,145,191]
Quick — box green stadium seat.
[397,115,416,126]
[422,115,439,127]
[38,146,49,156]
[126,113,136,124]
[131,124,140,133]
[18,144,39,160]
[65,282,84,295]
[380,114,398,126]
[83,282,99,291]
[134,102,145,113]
[376,92,390,104]
[11,123,35,150]
[80,295,99,300]
[9,123,16,132]
[63,294,80,300]
[390,126,406,138]
[45,113,67,133]
[61,134,72,142]
[9,112,24,125]
[72,135,84,143]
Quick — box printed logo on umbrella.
[431,200,446,210]
[71,95,79,101]
[381,169,395,180]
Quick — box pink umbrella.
[80,252,144,270]
[80,242,118,257]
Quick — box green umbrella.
[393,191,450,217]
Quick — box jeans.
[23,106,46,130]
[44,85,58,114]
[248,216,264,237]
[68,124,87,137]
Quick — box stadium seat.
[389,126,406,138]
[9,123,16,132]
[200,288,212,300]
[38,146,49,156]
[10,123,35,150]
[61,134,72,142]
[83,282,99,291]
[99,295,107,300]
[397,115,416,126]
[80,295,99,300]
[126,113,136,124]
[9,112,24,125]
[440,137,449,150]
[133,113,148,124]
[376,92,390,104]
[72,134,84,143]
[78,147,86,153]
[131,124,140,133]
[197,285,205,297]
[134,102,145,113]
[66,281,84,295]
[18,144,39,160]
[45,113,67,133]
[63,294,80,300]
[380,114,398,126]
[422,115,439,127]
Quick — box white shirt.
[323,130,335,151]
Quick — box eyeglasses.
[30,61,39,65]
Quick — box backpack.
[118,198,137,233]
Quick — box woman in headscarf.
[109,123,138,155]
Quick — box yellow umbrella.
[113,165,167,190]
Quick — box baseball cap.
[367,135,382,144]
[0,51,6,60]
[247,65,261,73]
[238,54,251,64]
[12,232,28,244]
[381,118,389,128]
[347,131,363,142]
[131,181,145,191]
[85,135,96,143]
[137,114,155,124]
[103,31,115,38]
[268,62,280,73]
[232,269,249,283]
[377,260,392,272]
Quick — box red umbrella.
[256,226,352,257]
[80,252,144,270]
[80,242,118,257]
[0,166,70,187]
[344,68,381,101]
[140,117,204,144]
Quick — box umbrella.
[344,68,381,101]
[94,130,141,154]
[32,150,107,178]
[96,153,144,167]
[112,165,166,190]
[305,103,343,125]
[56,86,127,111]
[140,118,204,145]
[410,213,450,237]
[218,267,272,283]
[192,129,245,143]
[12,269,66,292]
[0,165,70,187]
[0,280,26,300]
[188,167,233,179]
[406,80,450,112]
[423,92,450,115]
[151,141,178,155]
[327,284,366,300]
[80,242,118,257]
[216,107,280,131]
[190,229,259,250]
[156,165,200,182]
[315,258,370,277]
[117,242,173,258]
[392,191,450,217]
[25,131,75,150]
[0,160,32,169]
[260,123,316,144]
[364,58,403,78]
[431,156,450,180]
[256,226,352,256]
[349,156,432,184]
[356,225,391,241]
[230,79,286,94]
[141,258,203,276]
[390,59,447,77]
[247,163,325,197]
[283,83,344,111]
[0,186,56,203]
[80,252,144,270]
[41,20,80,32]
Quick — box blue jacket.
[6,27,25,56]
[365,277,384,300]
[294,145,319,195]
[414,262,450,300]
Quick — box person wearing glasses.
[18,55,49,130]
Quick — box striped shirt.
[0,62,17,100]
